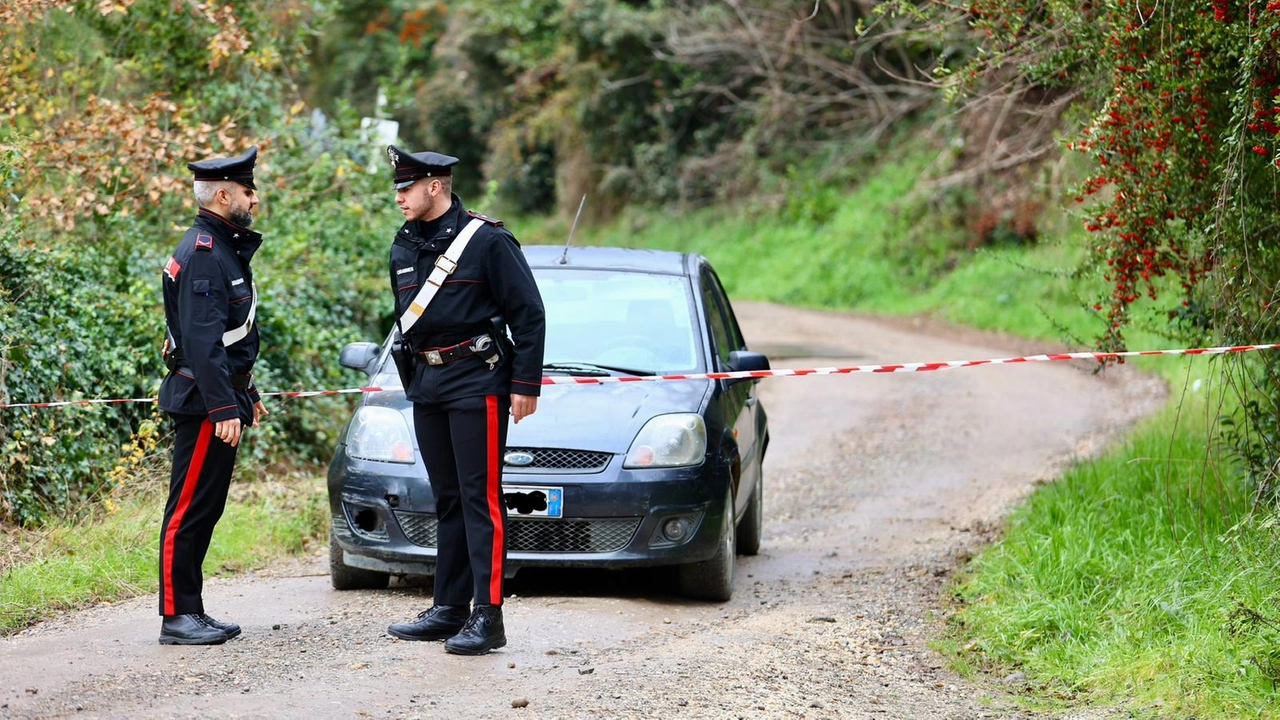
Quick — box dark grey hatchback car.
[327,245,770,601]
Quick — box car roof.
[523,245,698,276]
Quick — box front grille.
[505,447,611,472]
[396,511,438,547]
[508,517,640,553]
[395,511,640,553]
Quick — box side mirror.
[339,342,382,375]
[726,350,770,385]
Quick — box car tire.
[676,487,736,602]
[329,533,390,590]
[736,467,763,557]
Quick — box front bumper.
[328,447,731,576]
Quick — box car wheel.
[736,466,763,556]
[676,487,736,602]
[329,532,390,590]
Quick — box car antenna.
[558,194,587,265]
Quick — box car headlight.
[624,414,706,469]
[346,406,416,464]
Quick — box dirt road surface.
[0,303,1165,719]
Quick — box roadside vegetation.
[3,2,1280,717]
[0,465,327,631]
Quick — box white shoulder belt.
[222,286,257,347]
[397,217,485,333]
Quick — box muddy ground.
[0,302,1166,719]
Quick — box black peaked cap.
[387,144,458,189]
[188,146,258,190]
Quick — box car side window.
[705,268,745,351]
[700,271,735,367]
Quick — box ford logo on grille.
[504,451,535,467]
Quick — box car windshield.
[534,268,702,374]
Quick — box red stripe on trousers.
[161,419,213,616]
[486,395,504,605]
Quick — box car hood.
[353,375,713,455]
[508,379,713,453]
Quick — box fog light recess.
[346,503,388,540]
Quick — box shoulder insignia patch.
[466,210,503,227]
[163,256,182,282]
[195,233,214,251]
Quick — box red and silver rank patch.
[164,256,182,281]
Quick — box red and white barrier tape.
[2,342,1278,409]
[539,342,1280,385]
[0,386,380,410]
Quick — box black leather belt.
[416,334,495,366]
[175,367,254,389]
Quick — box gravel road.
[0,302,1165,720]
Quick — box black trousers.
[158,413,238,616]
[413,394,511,607]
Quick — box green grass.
[947,379,1280,718]
[0,474,328,633]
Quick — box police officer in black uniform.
[383,145,546,655]
[156,146,268,645]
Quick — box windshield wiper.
[542,362,651,377]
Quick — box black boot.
[388,605,471,641]
[444,605,506,655]
[199,613,241,640]
[159,614,228,645]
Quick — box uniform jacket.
[389,195,546,404]
[159,208,262,423]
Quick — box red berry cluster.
[1065,6,1228,346]
[1245,42,1280,167]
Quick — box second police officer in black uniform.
[157,146,268,645]
[383,145,546,655]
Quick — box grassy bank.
[943,385,1280,718]
[0,469,328,633]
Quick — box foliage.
[0,2,397,525]
[442,0,683,215]
[306,0,447,144]
[881,1,1273,348]
[0,183,161,525]
[304,1,944,217]
[876,1,1280,496]
[4,1,324,229]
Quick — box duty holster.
[487,315,513,367]
[390,330,415,388]
[163,347,184,372]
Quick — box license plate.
[502,485,563,518]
